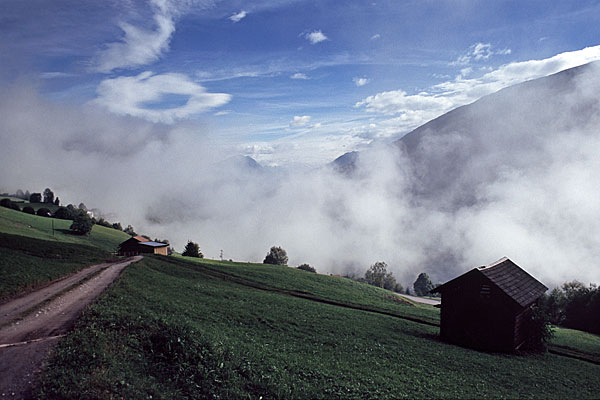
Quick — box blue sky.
[3,0,600,166]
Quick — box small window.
[480,284,491,298]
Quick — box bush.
[297,264,316,273]
[22,206,35,215]
[522,304,554,352]
[69,210,93,235]
[263,246,288,265]
[0,198,20,211]
[53,207,74,220]
[182,241,203,258]
[37,207,52,217]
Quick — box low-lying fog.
[2,64,599,288]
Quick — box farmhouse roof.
[432,257,548,308]
[132,236,149,242]
[138,241,169,248]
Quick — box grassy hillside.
[0,233,111,300]
[0,206,129,252]
[39,256,600,399]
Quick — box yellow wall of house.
[154,246,168,256]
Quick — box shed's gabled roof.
[132,236,149,242]
[478,257,548,308]
[432,257,548,308]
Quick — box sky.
[2,0,600,286]
[2,0,600,166]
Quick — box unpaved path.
[395,293,441,306]
[0,256,142,398]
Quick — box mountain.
[335,61,600,210]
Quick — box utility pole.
[220,249,223,261]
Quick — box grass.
[174,255,440,324]
[38,255,600,399]
[0,233,111,301]
[0,206,130,253]
[549,327,600,363]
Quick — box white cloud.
[93,71,231,124]
[229,10,247,22]
[93,0,176,73]
[304,30,328,45]
[290,73,309,80]
[452,42,512,66]
[370,34,381,40]
[290,115,311,127]
[214,110,231,116]
[353,77,370,86]
[357,45,600,135]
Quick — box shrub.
[37,207,52,217]
[297,264,316,273]
[22,206,35,215]
[53,207,74,220]
[522,304,554,352]
[263,246,288,265]
[70,210,93,235]
[0,198,11,208]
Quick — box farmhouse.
[118,236,169,256]
[431,257,547,352]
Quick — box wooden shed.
[118,236,169,256]
[431,257,547,352]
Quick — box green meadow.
[0,207,127,299]
[0,206,129,252]
[38,255,600,399]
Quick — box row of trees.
[539,281,600,335]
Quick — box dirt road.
[0,256,142,398]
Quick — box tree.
[365,261,388,288]
[29,193,42,203]
[37,207,51,217]
[413,272,434,296]
[263,246,288,265]
[70,209,93,235]
[393,283,404,293]
[182,241,203,258]
[0,198,12,208]
[112,222,123,231]
[43,188,54,204]
[78,202,87,211]
[54,197,60,206]
[383,271,397,291]
[297,264,316,273]
[124,225,136,236]
[22,206,35,215]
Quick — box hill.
[0,206,130,299]
[0,206,130,253]
[38,255,600,399]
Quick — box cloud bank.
[2,62,600,290]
